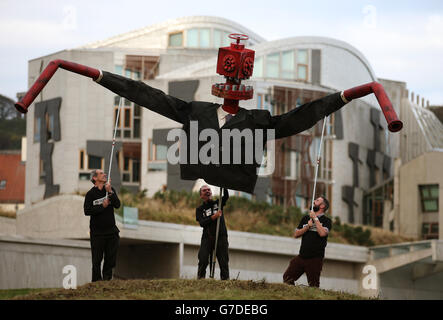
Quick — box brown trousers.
[283,255,324,287]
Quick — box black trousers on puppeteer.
[283,255,324,287]
[90,233,119,282]
[198,235,229,280]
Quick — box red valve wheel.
[228,33,249,44]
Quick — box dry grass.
[0,208,16,218]
[363,226,414,245]
[10,279,369,300]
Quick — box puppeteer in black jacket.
[84,186,121,236]
[195,187,230,280]
[196,188,229,240]
[94,71,348,193]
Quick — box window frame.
[419,184,439,212]
[422,222,439,239]
[168,31,184,48]
[87,155,104,170]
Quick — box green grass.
[8,279,370,300]
[0,288,49,300]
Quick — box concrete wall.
[116,241,181,279]
[379,260,443,299]
[17,195,90,239]
[0,236,91,289]
[0,216,16,236]
[397,151,443,239]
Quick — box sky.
[1,0,442,104]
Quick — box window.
[281,51,295,80]
[156,145,167,160]
[213,29,222,48]
[148,139,167,171]
[79,150,85,170]
[46,112,54,141]
[422,222,439,239]
[79,173,90,181]
[125,69,132,78]
[187,29,199,47]
[124,109,131,128]
[115,65,123,75]
[114,98,140,140]
[200,29,210,48]
[88,155,103,170]
[124,156,130,171]
[297,50,308,81]
[266,53,280,78]
[169,32,183,47]
[132,160,140,182]
[187,28,212,48]
[34,116,41,142]
[254,56,263,78]
[284,150,300,179]
[419,184,439,212]
[134,105,141,117]
[0,180,6,190]
[134,119,140,138]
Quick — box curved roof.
[251,36,377,81]
[80,16,266,49]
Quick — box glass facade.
[281,50,295,79]
[266,53,280,78]
[169,28,237,49]
[255,49,310,81]
[168,32,183,47]
[419,184,439,212]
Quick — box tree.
[0,94,18,120]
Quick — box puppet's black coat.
[97,72,346,193]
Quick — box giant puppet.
[15,34,402,194]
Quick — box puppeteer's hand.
[103,198,110,208]
[212,210,222,220]
[309,211,316,219]
[307,219,313,228]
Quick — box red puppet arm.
[342,82,403,132]
[14,59,102,113]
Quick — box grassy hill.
[5,279,369,300]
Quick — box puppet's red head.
[212,34,255,114]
